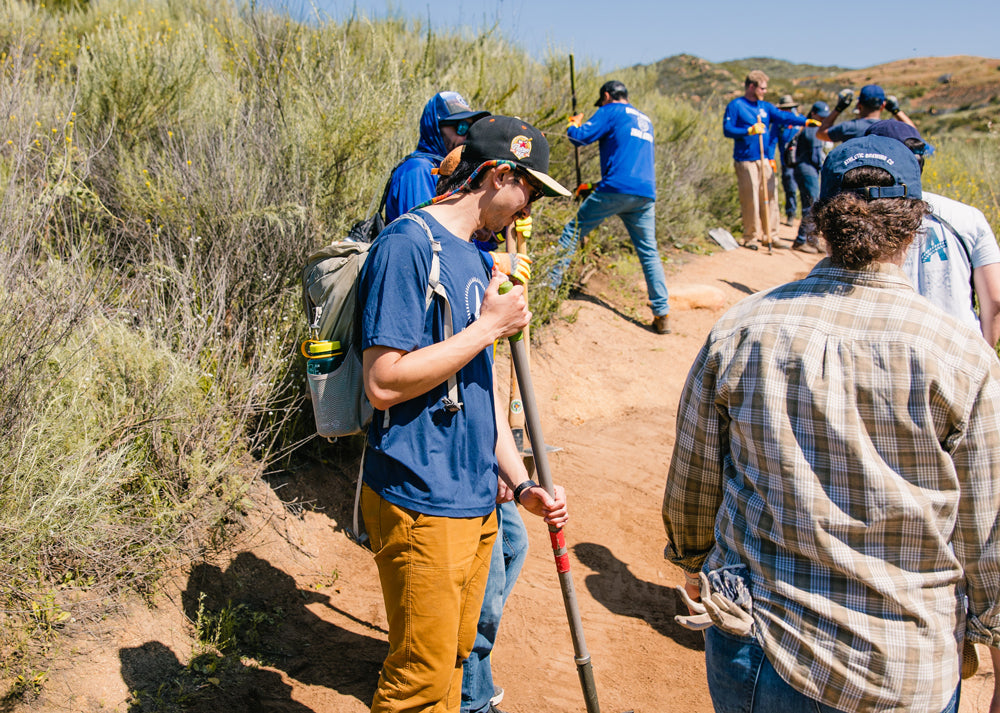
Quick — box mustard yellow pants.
[362,484,497,713]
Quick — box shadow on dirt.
[568,292,654,332]
[119,552,386,711]
[574,542,704,652]
[719,279,756,295]
[264,435,366,539]
[120,639,314,712]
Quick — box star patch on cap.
[510,136,532,160]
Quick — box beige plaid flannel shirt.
[664,259,1000,713]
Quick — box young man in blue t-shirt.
[385,92,537,713]
[816,83,919,144]
[359,115,571,713]
[723,70,806,250]
[551,80,672,335]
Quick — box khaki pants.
[734,159,779,245]
[362,484,497,713]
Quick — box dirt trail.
[25,225,997,713]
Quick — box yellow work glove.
[806,118,821,127]
[574,182,595,199]
[566,113,584,129]
[510,252,532,284]
[514,216,532,241]
[747,122,766,136]
[490,251,532,284]
[769,159,777,171]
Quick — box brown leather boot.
[652,314,671,334]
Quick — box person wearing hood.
[385,91,491,223]
[386,92,531,289]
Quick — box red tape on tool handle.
[550,530,571,573]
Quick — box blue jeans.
[793,164,820,244]
[551,191,670,316]
[705,627,960,713]
[781,165,798,219]
[461,500,528,713]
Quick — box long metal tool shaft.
[570,54,583,193]
[758,131,772,255]
[506,326,601,713]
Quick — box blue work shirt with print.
[567,102,656,200]
[723,96,805,162]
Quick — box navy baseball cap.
[463,116,571,197]
[820,135,922,201]
[863,119,936,156]
[595,80,628,107]
[437,91,490,124]
[858,84,886,107]
[810,101,831,117]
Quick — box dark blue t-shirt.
[795,125,826,169]
[359,211,498,517]
[567,102,656,200]
[827,117,879,143]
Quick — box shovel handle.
[498,282,601,713]
[498,281,524,342]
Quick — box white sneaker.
[490,687,504,706]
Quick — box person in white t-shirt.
[865,120,1000,348]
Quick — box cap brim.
[526,168,571,197]
[442,109,491,123]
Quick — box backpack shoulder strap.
[929,211,973,267]
[398,212,462,413]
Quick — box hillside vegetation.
[0,0,738,697]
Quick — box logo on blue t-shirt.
[464,276,488,327]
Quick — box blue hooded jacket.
[385,92,486,222]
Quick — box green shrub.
[922,135,1000,237]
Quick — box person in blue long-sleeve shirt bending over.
[551,80,671,335]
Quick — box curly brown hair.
[810,166,928,270]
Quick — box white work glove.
[674,572,753,635]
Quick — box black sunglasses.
[516,171,545,203]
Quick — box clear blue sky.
[259,0,998,72]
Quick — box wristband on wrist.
[513,479,538,505]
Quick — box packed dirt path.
[25,224,997,712]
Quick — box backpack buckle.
[441,397,463,413]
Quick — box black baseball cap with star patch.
[462,115,571,197]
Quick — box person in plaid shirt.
[663,136,1000,713]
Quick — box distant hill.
[647,54,1000,136]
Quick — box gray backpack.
[301,212,461,545]
[301,212,461,438]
